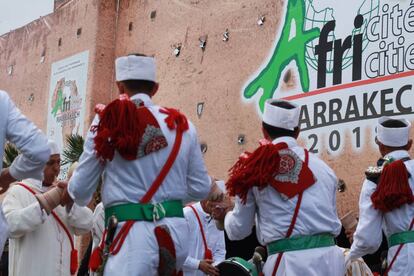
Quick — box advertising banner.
[47,51,89,178]
[243,0,414,155]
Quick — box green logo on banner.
[244,0,320,112]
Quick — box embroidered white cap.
[262,99,300,130]
[47,140,60,155]
[377,116,411,147]
[115,55,156,82]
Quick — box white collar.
[384,150,410,161]
[22,178,51,193]
[130,93,154,107]
[271,136,298,148]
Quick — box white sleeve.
[212,230,226,265]
[92,203,105,248]
[66,204,93,235]
[68,116,104,206]
[0,207,9,257]
[349,180,383,260]
[5,94,50,180]
[224,190,256,241]
[185,125,211,202]
[2,186,46,238]
[183,207,201,270]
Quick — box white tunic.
[67,93,211,275]
[349,150,414,276]
[0,90,50,257]
[2,178,93,276]
[183,202,226,276]
[224,136,345,276]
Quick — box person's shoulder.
[0,90,8,98]
[307,151,334,172]
[0,90,10,103]
[4,182,32,198]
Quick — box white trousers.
[387,243,414,276]
[104,217,189,276]
[262,246,345,276]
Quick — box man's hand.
[0,168,16,194]
[211,196,234,221]
[345,228,355,244]
[199,259,219,276]
[57,181,74,207]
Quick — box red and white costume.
[67,55,211,275]
[183,202,226,275]
[224,99,345,276]
[349,117,414,276]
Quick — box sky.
[0,0,54,35]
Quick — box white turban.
[262,99,300,130]
[115,55,156,82]
[377,116,411,147]
[47,140,60,155]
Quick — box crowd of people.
[0,53,413,276]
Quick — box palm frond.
[3,143,19,168]
[62,134,85,166]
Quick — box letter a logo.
[244,0,320,112]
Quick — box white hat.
[262,99,300,130]
[47,140,60,155]
[377,116,411,147]
[115,55,156,82]
[215,180,226,193]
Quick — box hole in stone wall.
[58,38,62,47]
[238,134,246,145]
[200,143,208,154]
[150,10,157,20]
[28,93,35,103]
[7,65,13,75]
[40,49,46,63]
[77,28,82,37]
[337,179,346,192]
[128,22,133,31]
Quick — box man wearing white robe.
[0,90,51,255]
[183,198,226,276]
[349,117,414,275]
[2,140,93,276]
[63,54,213,275]
[221,99,345,276]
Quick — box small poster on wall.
[47,50,89,179]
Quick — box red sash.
[17,183,78,275]
[271,149,309,276]
[188,205,213,260]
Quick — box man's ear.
[405,139,412,151]
[116,81,125,94]
[149,82,159,97]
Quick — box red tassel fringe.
[371,160,414,212]
[70,249,78,275]
[204,248,213,260]
[89,246,103,272]
[226,143,288,203]
[93,95,143,161]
